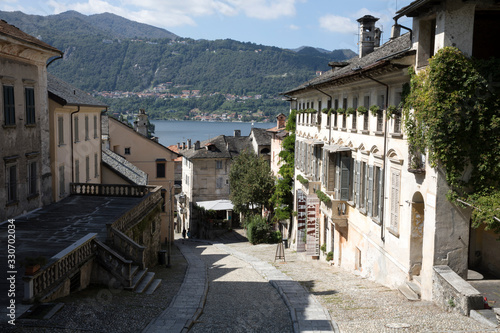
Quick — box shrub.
[326,251,333,262]
[246,215,270,244]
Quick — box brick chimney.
[277,113,286,129]
[357,15,381,58]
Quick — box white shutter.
[390,169,401,231]
[354,161,360,206]
[378,167,384,221]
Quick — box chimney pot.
[188,139,192,149]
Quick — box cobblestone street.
[5,230,500,333]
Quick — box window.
[336,152,351,200]
[25,87,35,125]
[75,159,80,183]
[6,164,17,203]
[216,177,223,189]
[216,160,223,169]
[334,99,338,127]
[59,165,65,197]
[185,175,189,185]
[160,191,166,212]
[85,156,90,181]
[58,116,64,145]
[363,96,370,131]
[124,147,131,155]
[352,97,358,130]
[156,162,166,178]
[93,115,98,139]
[376,110,384,132]
[3,85,15,126]
[390,169,401,232]
[74,116,79,142]
[28,161,37,196]
[85,115,89,140]
[94,153,99,177]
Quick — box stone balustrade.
[93,239,134,288]
[24,233,96,303]
[70,183,152,197]
[107,226,146,269]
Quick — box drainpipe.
[46,55,63,68]
[363,75,389,243]
[70,106,81,184]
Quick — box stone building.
[0,20,62,221]
[283,0,499,309]
[177,130,260,237]
[102,114,179,244]
[48,73,107,201]
[267,113,288,177]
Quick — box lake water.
[151,120,275,147]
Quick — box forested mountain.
[0,10,357,119]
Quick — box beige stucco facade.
[0,21,62,221]
[286,0,500,302]
[49,101,103,201]
[105,116,178,243]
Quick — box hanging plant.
[321,108,330,114]
[327,108,336,116]
[306,108,317,114]
[369,105,380,116]
[386,105,399,119]
[315,189,330,204]
[336,107,345,114]
[297,174,309,185]
[346,107,356,116]
[357,105,368,114]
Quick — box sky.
[1,0,415,52]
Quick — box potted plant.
[369,105,380,116]
[357,106,368,114]
[346,107,356,116]
[23,256,47,275]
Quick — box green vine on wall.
[403,47,500,233]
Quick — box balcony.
[0,183,162,304]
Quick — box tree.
[229,150,275,216]
[270,109,296,222]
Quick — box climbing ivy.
[403,47,500,232]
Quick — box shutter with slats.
[354,161,360,206]
[378,167,384,221]
[334,154,340,199]
[390,169,400,231]
[367,166,374,216]
[340,155,350,200]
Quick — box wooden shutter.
[378,167,384,221]
[390,169,401,231]
[354,161,360,206]
[367,166,374,216]
[340,155,350,200]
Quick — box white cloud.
[45,0,299,28]
[288,24,299,30]
[319,14,357,34]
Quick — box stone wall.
[432,265,484,316]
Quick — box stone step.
[413,275,422,286]
[145,279,162,295]
[135,272,155,293]
[470,309,499,328]
[406,281,421,297]
[125,268,148,290]
[398,283,420,301]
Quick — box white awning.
[196,199,234,211]
[324,144,351,152]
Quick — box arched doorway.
[410,192,425,277]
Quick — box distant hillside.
[0,10,358,119]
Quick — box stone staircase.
[398,275,421,301]
[125,265,162,294]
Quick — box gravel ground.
[188,242,292,333]
[225,230,500,333]
[3,243,187,333]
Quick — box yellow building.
[103,114,178,243]
[48,73,107,201]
